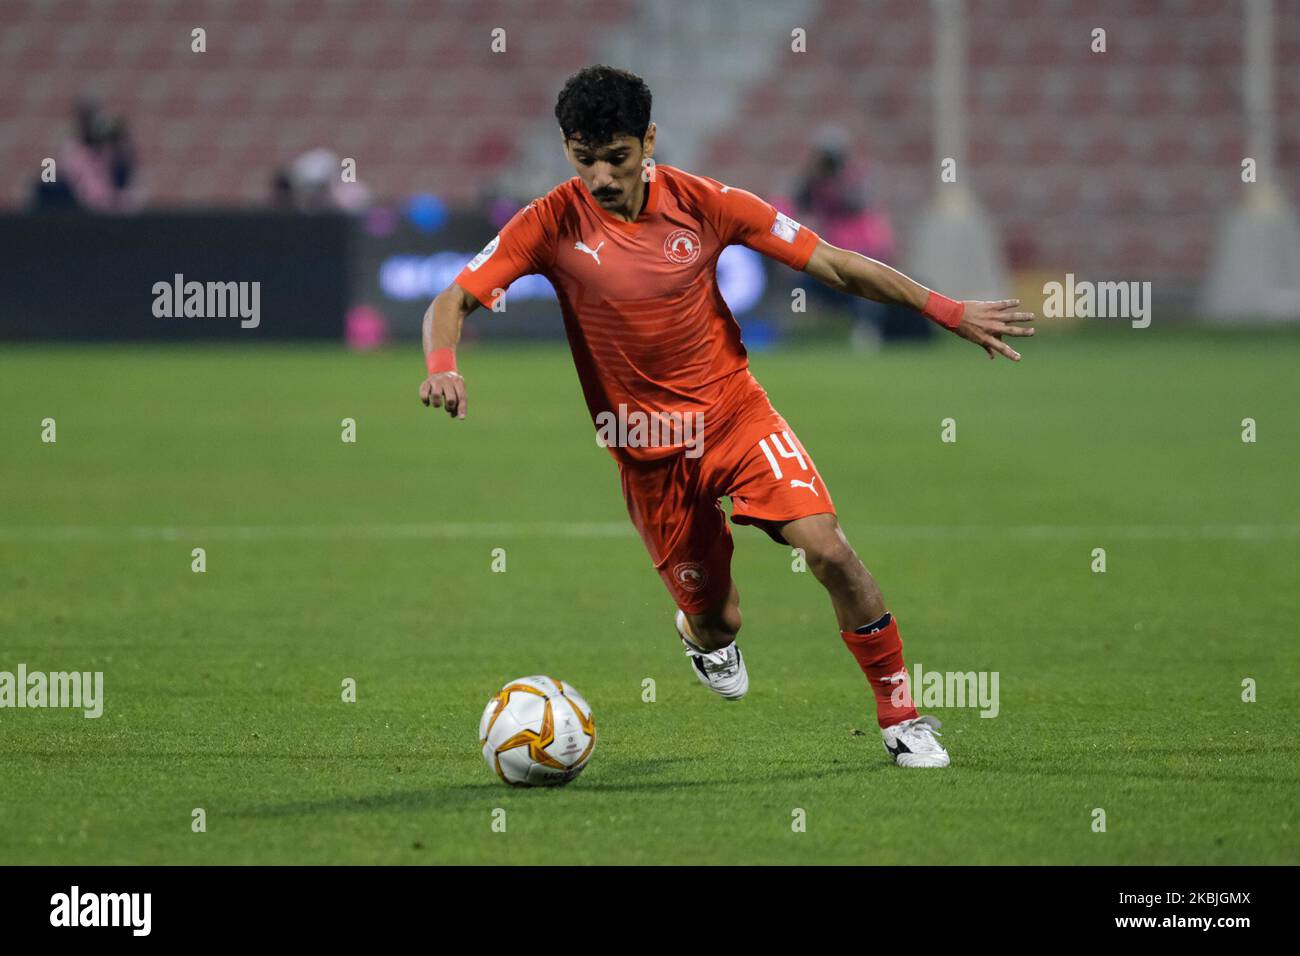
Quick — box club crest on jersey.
[664,228,701,265]
[467,235,500,272]
[672,561,708,592]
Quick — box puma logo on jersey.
[789,476,819,496]
[575,240,604,265]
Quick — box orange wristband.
[426,348,457,375]
[922,291,965,329]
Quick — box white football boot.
[675,610,748,700]
[881,715,950,768]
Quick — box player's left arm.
[802,239,1035,361]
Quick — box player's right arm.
[419,282,479,418]
[418,197,555,420]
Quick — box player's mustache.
[592,187,619,200]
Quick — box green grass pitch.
[1,325,1297,864]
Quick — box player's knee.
[804,535,859,582]
[786,514,855,576]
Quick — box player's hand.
[419,371,467,419]
[953,299,1036,361]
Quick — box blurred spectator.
[269,167,296,210]
[273,147,372,213]
[32,99,137,212]
[793,124,932,347]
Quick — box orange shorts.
[618,388,835,614]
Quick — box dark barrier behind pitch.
[0,213,352,342]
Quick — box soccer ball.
[479,676,596,787]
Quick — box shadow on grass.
[229,757,871,819]
[950,753,1300,788]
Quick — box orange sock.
[840,615,917,728]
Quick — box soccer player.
[420,66,1034,768]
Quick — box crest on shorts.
[672,561,708,592]
[663,229,701,265]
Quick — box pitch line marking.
[1,523,1298,542]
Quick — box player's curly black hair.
[554,65,652,147]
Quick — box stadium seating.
[697,0,1300,282]
[1,0,635,206]
[3,0,1296,283]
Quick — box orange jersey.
[453,164,820,463]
